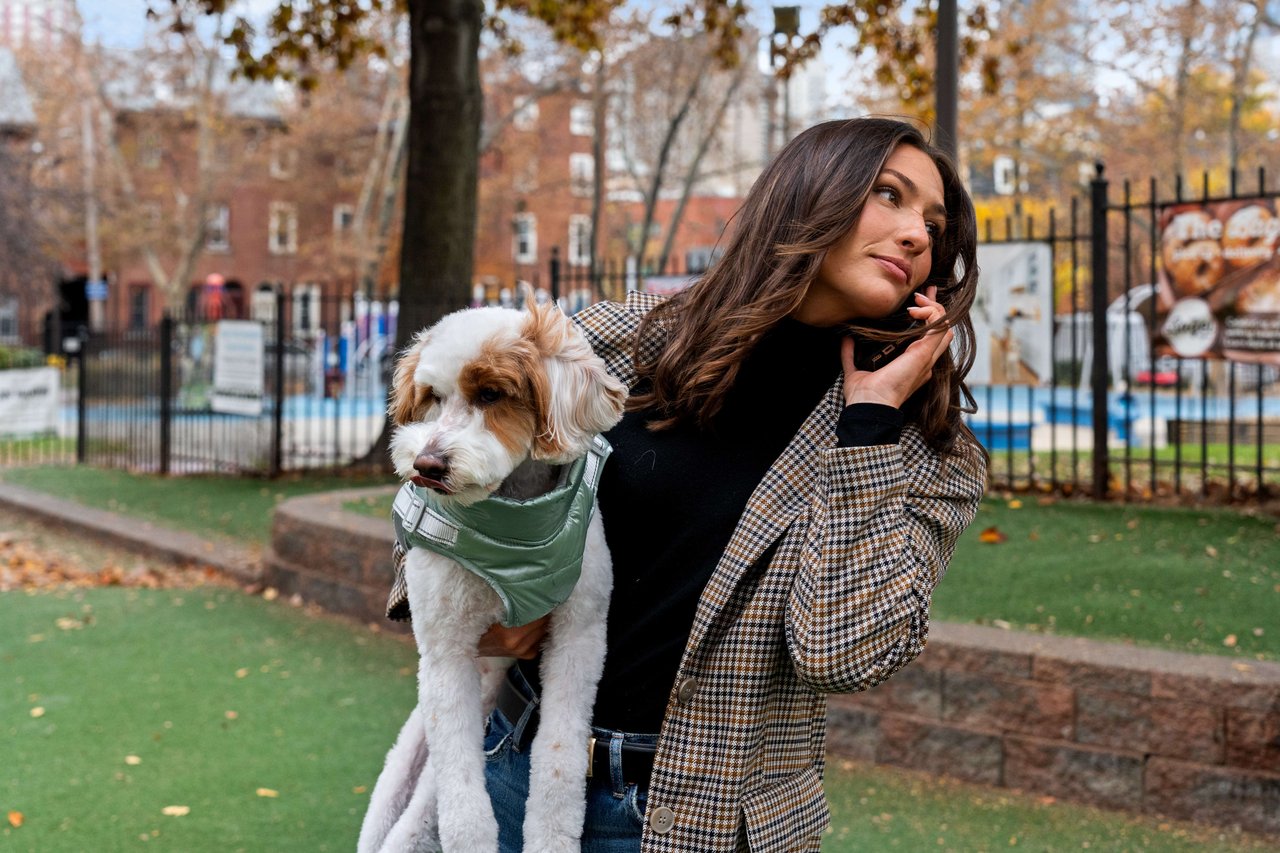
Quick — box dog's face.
[388,303,627,505]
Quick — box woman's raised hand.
[841,285,953,409]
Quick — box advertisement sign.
[211,320,265,416]
[1152,198,1280,362]
[0,367,59,435]
[970,242,1054,385]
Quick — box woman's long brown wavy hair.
[628,117,982,457]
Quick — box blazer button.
[648,805,675,835]
[675,677,698,705]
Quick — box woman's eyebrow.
[883,168,947,218]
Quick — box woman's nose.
[898,211,930,251]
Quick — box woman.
[482,117,988,851]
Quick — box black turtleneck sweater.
[519,317,903,733]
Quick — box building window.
[270,139,298,179]
[0,297,17,343]
[128,285,150,330]
[513,213,537,264]
[512,96,538,132]
[292,284,321,335]
[268,202,298,255]
[138,132,162,169]
[206,204,230,252]
[568,215,591,267]
[569,153,593,197]
[333,204,355,233]
[569,101,593,136]
[513,156,538,194]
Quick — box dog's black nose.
[413,452,450,483]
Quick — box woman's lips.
[874,255,911,284]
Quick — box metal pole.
[549,246,562,305]
[75,327,88,464]
[935,0,959,160]
[271,288,286,477]
[159,313,173,476]
[81,100,105,332]
[1089,163,1110,499]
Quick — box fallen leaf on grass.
[7,811,22,828]
[978,527,1008,544]
[161,805,190,817]
[125,755,142,765]
[1223,634,1238,647]
[1007,499,1023,509]
[256,788,279,798]
[29,707,44,718]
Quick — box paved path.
[0,483,260,583]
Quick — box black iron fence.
[975,166,1280,501]
[3,164,1278,501]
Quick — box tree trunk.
[362,0,482,468]
[399,0,483,348]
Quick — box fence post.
[1089,163,1110,499]
[549,246,561,304]
[159,313,173,476]
[75,326,88,464]
[271,288,286,477]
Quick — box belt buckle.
[586,735,596,779]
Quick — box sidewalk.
[0,482,261,583]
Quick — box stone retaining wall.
[828,622,1280,835]
[267,490,1280,836]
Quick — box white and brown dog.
[358,300,626,853]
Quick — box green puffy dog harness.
[392,435,611,627]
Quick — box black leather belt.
[496,674,656,786]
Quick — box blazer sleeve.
[784,425,986,694]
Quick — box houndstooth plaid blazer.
[572,292,987,852]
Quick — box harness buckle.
[403,493,427,533]
[586,735,596,778]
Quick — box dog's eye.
[428,390,442,405]
[477,387,503,405]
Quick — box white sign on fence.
[0,366,59,435]
[971,242,1054,385]
[212,320,265,416]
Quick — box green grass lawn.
[0,466,395,546]
[822,758,1273,851]
[2,585,417,851]
[940,498,1280,660]
[4,584,1273,853]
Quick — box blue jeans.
[483,673,655,853]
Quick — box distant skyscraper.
[0,0,78,50]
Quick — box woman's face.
[793,144,947,326]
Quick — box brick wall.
[828,622,1280,836]
[267,492,1280,836]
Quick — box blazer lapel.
[681,379,845,660]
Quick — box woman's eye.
[925,221,942,238]
[875,185,899,203]
[477,388,503,405]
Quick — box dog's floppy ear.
[524,302,626,463]
[388,330,434,426]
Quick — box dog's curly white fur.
[358,302,626,853]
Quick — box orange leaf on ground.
[7,811,23,828]
[978,526,1008,544]
[256,788,279,798]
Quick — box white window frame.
[270,139,298,179]
[569,101,593,136]
[568,214,591,267]
[512,96,539,132]
[205,203,230,252]
[292,283,321,335]
[569,152,594,198]
[268,201,298,255]
[513,213,537,264]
